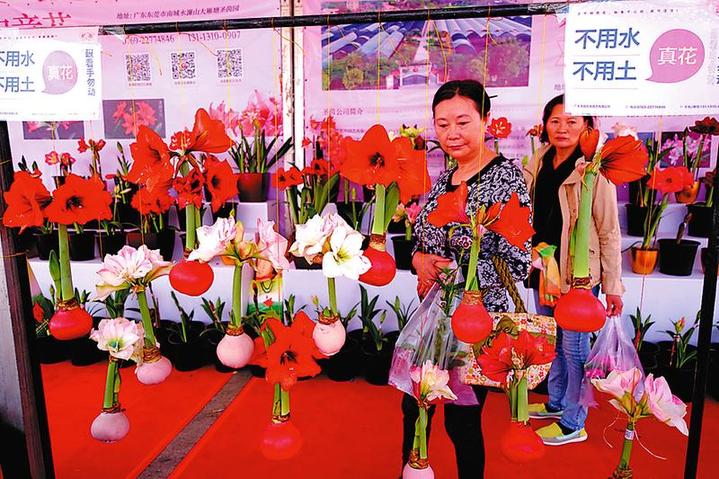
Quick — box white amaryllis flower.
[611,122,639,140]
[256,218,290,271]
[90,317,144,361]
[322,224,371,280]
[409,360,457,403]
[189,216,237,262]
[289,214,330,259]
[95,245,172,300]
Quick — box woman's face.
[545,103,588,150]
[433,95,487,163]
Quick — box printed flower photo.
[22,121,85,140]
[102,99,166,139]
[659,130,712,168]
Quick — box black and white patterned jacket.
[412,156,532,312]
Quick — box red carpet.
[170,377,719,479]
[42,362,232,479]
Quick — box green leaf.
[383,183,400,231]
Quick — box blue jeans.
[534,287,599,432]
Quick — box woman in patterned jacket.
[401,80,532,479]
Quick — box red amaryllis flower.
[173,167,204,209]
[488,117,512,139]
[301,137,312,148]
[428,181,469,227]
[340,124,401,186]
[33,302,45,323]
[2,171,51,232]
[272,166,304,189]
[79,138,107,153]
[477,332,514,384]
[476,330,555,385]
[689,117,719,136]
[131,186,174,215]
[127,125,173,191]
[252,315,323,390]
[60,152,75,167]
[597,136,648,185]
[204,155,238,212]
[395,136,431,204]
[486,193,534,251]
[44,150,60,166]
[526,124,543,138]
[170,108,233,155]
[647,166,694,194]
[77,138,89,153]
[579,128,600,159]
[304,158,329,177]
[45,174,112,225]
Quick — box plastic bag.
[389,282,480,405]
[579,315,644,407]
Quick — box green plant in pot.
[630,307,657,372]
[387,296,418,333]
[318,293,359,382]
[166,291,205,371]
[232,90,292,202]
[660,316,698,402]
[630,165,695,275]
[356,285,394,385]
[31,292,68,364]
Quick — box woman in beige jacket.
[524,94,624,446]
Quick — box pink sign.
[648,29,705,83]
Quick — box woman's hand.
[605,294,623,316]
[413,252,452,298]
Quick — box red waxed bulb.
[451,291,493,344]
[359,234,396,286]
[500,422,545,463]
[260,420,303,461]
[554,287,606,333]
[49,302,93,340]
[169,260,214,296]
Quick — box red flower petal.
[428,182,469,227]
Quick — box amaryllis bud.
[359,234,396,286]
[553,287,606,333]
[49,302,93,340]
[451,291,493,343]
[169,260,214,296]
[579,128,600,160]
[216,328,254,369]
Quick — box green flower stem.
[57,224,75,301]
[707,186,715,209]
[231,264,243,328]
[185,205,197,250]
[273,383,281,417]
[371,184,386,235]
[642,195,669,250]
[418,406,428,460]
[280,387,290,416]
[103,359,118,409]
[494,138,499,155]
[286,188,299,227]
[343,178,350,203]
[327,277,338,315]
[137,289,157,347]
[508,382,517,421]
[465,235,481,291]
[405,222,412,241]
[573,171,597,279]
[691,136,705,178]
[517,376,529,423]
[619,421,636,470]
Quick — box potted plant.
[662,120,714,204]
[67,289,107,366]
[625,137,671,237]
[630,307,658,373]
[164,291,206,371]
[199,296,233,373]
[319,299,360,382]
[232,91,292,202]
[658,316,697,402]
[390,202,421,270]
[108,143,139,226]
[356,285,394,385]
[386,295,418,334]
[658,212,700,276]
[31,293,68,364]
[686,117,719,237]
[630,165,694,274]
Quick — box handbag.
[461,257,557,389]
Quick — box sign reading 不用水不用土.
[564,0,719,117]
[0,27,101,121]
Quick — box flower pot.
[687,204,713,238]
[211,202,237,222]
[662,363,696,403]
[391,236,414,271]
[115,202,139,227]
[658,239,699,276]
[630,246,658,275]
[638,342,659,375]
[166,332,205,372]
[96,231,126,257]
[700,248,719,276]
[34,335,69,364]
[362,344,393,386]
[68,336,106,366]
[68,231,96,261]
[201,326,235,373]
[625,204,647,237]
[237,172,269,202]
[675,181,701,204]
[34,231,57,260]
[323,330,362,381]
[18,229,38,258]
[293,255,322,270]
[126,230,176,261]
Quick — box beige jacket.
[524,144,624,296]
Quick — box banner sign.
[564,0,719,116]
[0,27,101,121]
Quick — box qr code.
[217,48,243,79]
[125,53,151,83]
[171,51,196,80]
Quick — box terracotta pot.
[675,181,700,204]
[630,247,658,275]
[237,172,269,202]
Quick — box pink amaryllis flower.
[410,360,458,406]
[208,101,241,136]
[188,216,238,263]
[239,90,282,137]
[90,317,144,361]
[255,218,291,272]
[644,374,688,435]
[95,245,172,299]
